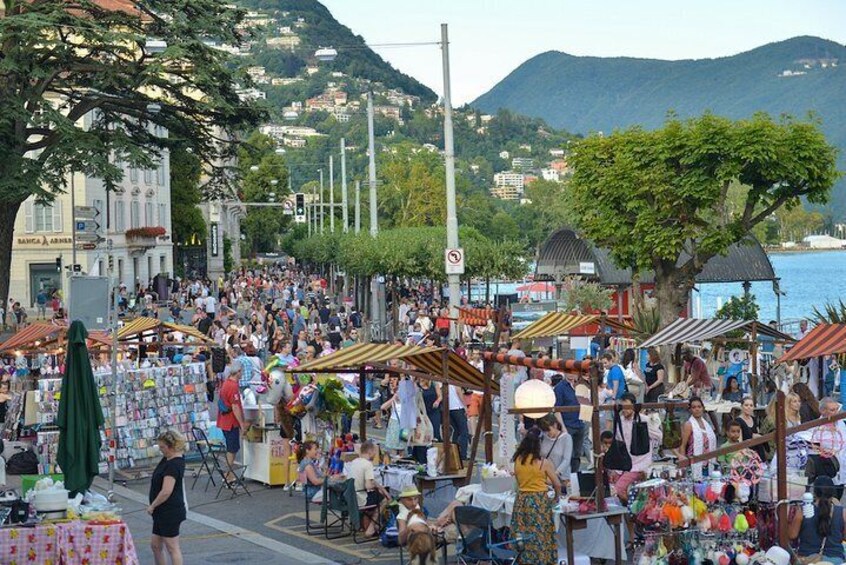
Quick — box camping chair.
[191,426,225,491]
[454,506,526,565]
[212,449,251,500]
[303,475,329,536]
[321,478,354,540]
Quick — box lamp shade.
[513,379,555,419]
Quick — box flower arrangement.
[125,226,166,239]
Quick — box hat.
[762,546,790,565]
[397,487,421,499]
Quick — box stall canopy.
[640,318,794,348]
[778,323,846,364]
[512,312,633,340]
[291,342,495,393]
[457,307,495,327]
[0,322,111,353]
[117,316,213,344]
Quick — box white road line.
[93,478,335,564]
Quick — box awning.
[458,307,495,327]
[291,343,495,393]
[640,318,795,348]
[0,323,65,352]
[512,312,633,340]
[778,324,846,364]
[116,317,213,344]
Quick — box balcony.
[126,226,166,254]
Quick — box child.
[718,420,743,467]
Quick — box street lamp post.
[319,168,324,234]
[441,23,461,339]
[329,155,335,233]
[340,138,348,233]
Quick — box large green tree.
[568,113,839,326]
[237,132,290,254]
[0,0,263,306]
[169,147,206,245]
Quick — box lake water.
[471,250,846,324]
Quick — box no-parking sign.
[445,247,465,275]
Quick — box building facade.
[11,119,173,307]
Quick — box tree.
[568,113,839,327]
[0,0,263,307]
[170,147,206,245]
[715,294,760,321]
[237,133,290,255]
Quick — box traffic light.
[55,257,62,272]
[295,193,305,216]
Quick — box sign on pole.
[445,248,465,275]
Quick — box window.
[25,202,62,233]
[143,169,152,185]
[158,203,167,227]
[115,201,126,231]
[145,202,154,227]
[130,168,138,183]
[130,200,140,229]
[156,163,166,186]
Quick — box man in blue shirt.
[602,351,627,399]
[553,373,586,473]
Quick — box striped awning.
[778,324,846,363]
[117,317,213,344]
[162,322,215,344]
[640,318,795,348]
[292,343,495,393]
[458,307,495,327]
[512,313,633,339]
[0,323,66,352]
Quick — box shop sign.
[17,236,73,247]
[210,223,219,257]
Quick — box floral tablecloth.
[0,521,139,565]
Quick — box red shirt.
[217,378,242,431]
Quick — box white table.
[471,490,626,562]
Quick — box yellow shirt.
[514,456,547,493]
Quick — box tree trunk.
[0,201,24,327]
[485,277,490,305]
[654,266,696,383]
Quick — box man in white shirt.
[448,384,470,461]
[205,294,217,317]
[344,441,389,537]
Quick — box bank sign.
[17,236,73,246]
[210,223,219,257]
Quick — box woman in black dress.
[737,396,767,462]
[643,347,666,403]
[148,429,187,565]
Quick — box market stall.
[0,520,139,564]
[777,323,846,400]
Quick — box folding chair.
[352,492,384,545]
[304,480,328,536]
[191,426,225,491]
[454,506,525,565]
[322,479,354,540]
[213,449,251,499]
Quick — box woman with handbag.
[789,476,846,564]
[609,394,661,505]
[678,397,717,480]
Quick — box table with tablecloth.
[378,466,418,494]
[471,490,626,562]
[0,521,139,565]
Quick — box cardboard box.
[434,443,462,474]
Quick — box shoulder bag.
[605,407,632,472]
[630,406,651,456]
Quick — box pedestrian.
[35,288,48,319]
[147,429,187,565]
[643,347,666,403]
[419,379,442,441]
[553,372,586,473]
[216,363,248,483]
[447,383,470,462]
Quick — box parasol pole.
[107,240,120,500]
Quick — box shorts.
[613,471,644,500]
[222,427,241,454]
[152,513,185,538]
[364,490,384,508]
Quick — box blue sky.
[321,0,846,105]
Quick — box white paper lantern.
[513,379,556,419]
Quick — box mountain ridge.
[473,36,846,217]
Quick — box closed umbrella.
[57,320,105,496]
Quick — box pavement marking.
[94,478,335,564]
[264,513,398,562]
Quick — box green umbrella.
[57,320,105,496]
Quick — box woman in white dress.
[678,396,717,480]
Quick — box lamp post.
[340,138,348,233]
[441,23,461,339]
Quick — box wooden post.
[441,349,453,473]
[358,370,367,441]
[590,361,606,512]
[483,306,507,464]
[775,390,788,548]
[750,322,759,405]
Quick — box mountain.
[473,36,846,217]
[235,0,436,102]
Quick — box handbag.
[605,407,632,471]
[630,408,650,456]
[662,408,682,450]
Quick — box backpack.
[211,347,227,374]
[380,510,399,548]
[6,449,38,475]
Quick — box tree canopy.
[568,112,840,324]
[0,0,264,304]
